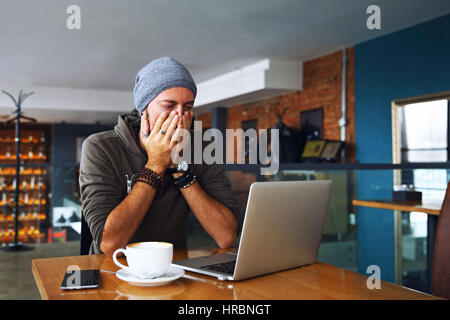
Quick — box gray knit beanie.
[133,57,197,114]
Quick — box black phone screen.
[60,269,100,290]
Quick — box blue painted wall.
[354,14,450,282]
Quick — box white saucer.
[116,266,185,287]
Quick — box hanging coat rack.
[1,89,36,251]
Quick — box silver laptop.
[173,180,332,281]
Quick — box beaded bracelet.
[136,166,164,195]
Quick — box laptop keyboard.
[201,260,236,275]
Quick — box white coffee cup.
[112,242,173,279]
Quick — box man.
[80,57,240,257]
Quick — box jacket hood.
[114,109,146,159]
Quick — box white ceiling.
[1,0,450,123]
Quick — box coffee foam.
[128,242,173,249]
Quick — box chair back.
[432,181,450,298]
[80,211,93,255]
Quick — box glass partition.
[222,165,447,294]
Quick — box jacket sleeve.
[79,135,123,254]
[195,163,243,234]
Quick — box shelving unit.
[0,127,50,246]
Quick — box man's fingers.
[170,124,182,146]
[171,111,192,146]
[150,111,168,138]
[159,111,177,137]
[170,125,190,148]
[164,113,180,140]
[140,117,150,139]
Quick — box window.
[395,97,449,292]
[400,99,448,163]
[399,99,448,200]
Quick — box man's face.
[143,87,194,131]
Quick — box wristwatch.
[167,160,189,174]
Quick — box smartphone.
[60,269,100,290]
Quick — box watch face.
[178,161,189,172]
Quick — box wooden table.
[352,199,443,292]
[32,247,441,300]
[352,199,442,216]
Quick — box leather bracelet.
[167,166,179,174]
[173,170,191,183]
[136,166,164,195]
[173,171,197,189]
[180,174,196,189]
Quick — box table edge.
[352,199,441,215]
[31,260,49,300]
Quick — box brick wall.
[195,47,355,162]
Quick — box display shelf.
[0,200,47,206]
[0,183,47,191]
[0,168,47,176]
[0,140,46,144]
[0,233,45,245]
[0,188,46,192]
[0,127,50,245]
[0,155,47,161]
[0,213,46,222]
[0,130,46,144]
